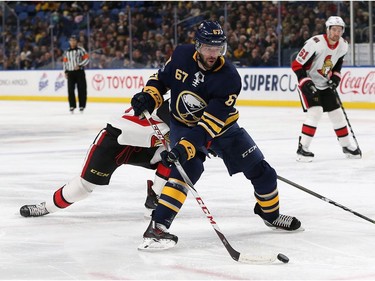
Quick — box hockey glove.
[300,78,318,98]
[131,91,156,116]
[161,139,196,168]
[327,74,341,89]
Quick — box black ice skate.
[254,203,302,231]
[144,180,159,218]
[144,180,159,210]
[20,202,49,217]
[296,141,314,162]
[342,146,362,159]
[138,220,178,250]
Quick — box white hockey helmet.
[325,16,345,33]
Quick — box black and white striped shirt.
[63,47,89,72]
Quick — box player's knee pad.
[244,160,277,195]
[327,108,346,128]
[175,151,205,184]
[305,106,323,127]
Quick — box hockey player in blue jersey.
[131,20,302,250]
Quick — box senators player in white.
[292,16,361,162]
[19,102,171,217]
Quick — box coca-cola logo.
[341,70,375,95]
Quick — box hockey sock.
[152,162,171,196]
[45,176,97,213]
[244,160,279,222]
[254,188,279,222]
[153,177,189,228]
[300,106,323,148]
[152,162,170,196]
[328,108,351,147]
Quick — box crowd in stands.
[0,1,372,70]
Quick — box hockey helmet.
[195,20,227,56]
[325,16,345,33]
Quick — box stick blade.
[237,253,278,264]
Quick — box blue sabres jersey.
[145,44,241,147]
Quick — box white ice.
[1,100,375,280]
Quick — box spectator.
[150,49,166,69]
[249,48,262,67]
[132,48,147,68]
[110,50,124,69]
[0,1,365,69]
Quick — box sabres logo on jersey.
[318,55,333,77]
[175,91,207,125]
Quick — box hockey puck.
[277,253,289,263]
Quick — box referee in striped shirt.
[63,35,90,113]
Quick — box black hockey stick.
[143,110,288,264]
[333,87,362,156]
[277,175,375,224]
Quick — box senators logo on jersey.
[318,55,333,77]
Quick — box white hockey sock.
[300,106,323,148]
[328,108,351,147]
[152,174,167,196]
[151,152,171,196]
[45,176,97,213]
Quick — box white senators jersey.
[293,34,348,89]
[109,107,169,148]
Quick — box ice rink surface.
[1,100,374,280]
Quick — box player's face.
[198,44,223,69]
[327,26,343,42]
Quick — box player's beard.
[198,54,218,70]
[328,32,341,43]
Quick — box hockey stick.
[333,87,362,156]
[277,175,375,224]
[143,110,288,264]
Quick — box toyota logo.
[92,74,105,91]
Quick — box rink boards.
[0,67,374,109]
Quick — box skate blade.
[344,154,362,159]
[268,226,305,232]
[138,238,177,251]
[264,221,305,232]
[296,155,313,162]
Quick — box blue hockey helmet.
[195,20,227,55]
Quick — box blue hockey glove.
[131,91,156,116]
[300,79,318,98]
[161,140,196,168]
